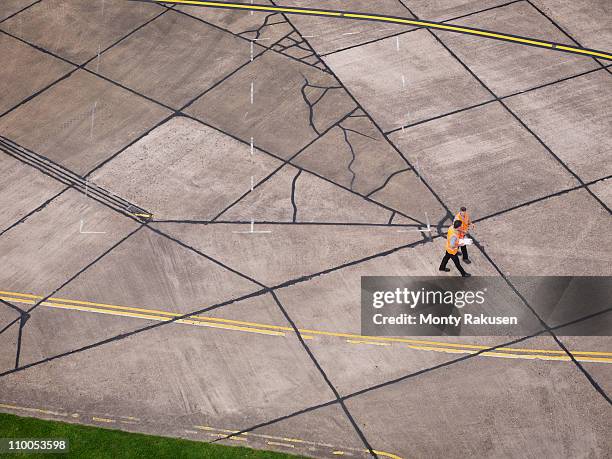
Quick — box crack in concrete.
[291,169,302,222]
[238,12,282,41]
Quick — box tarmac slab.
[345,347,611,458]
[152,222,424,287]
[504,69,612,183]
[0,155,65,235]
[0,0,163,64]
[324,29,493,131]
[402,0,511,22]
[368,169,449,228]
[292,167,393,223]
[274,0,417,56]
[0,188,139,295]
[0,319,19,374]
[0,33,74,115]
[89,10,263,109]
[92,116,282,221]
[220,165,296,222]
[514,320,612,399]
[187,50,356,159]
[0,0,36,21]
[432,1,599,97]
[47,226,261,319]
[475,189,612,275]
[531,0,612,51]
[0,70,171,175]
[389,102,578,217]
[293,112,408,196]
[0,292,336,434]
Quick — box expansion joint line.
[269,291,379,458]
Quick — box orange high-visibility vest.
[446,227,459,255]
[454,212,470,233]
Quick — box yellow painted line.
[374,451,403,459]
[92,416,116,423]
[0,290,39,299]
[282,437,305,444]
[333,452,345,456]
[347,339,391,346]
[1,291,292,332]
[0,294,284,337]
[197,424,399,457]
[44,301,285,337]
[2,289,610,362]
[409,345,612,363]
[196,425,239,434]
[0,403,67,417]
[556,45,612,59]
[0,296,36,305]
[146,0,612,61]
[266,441,295,448]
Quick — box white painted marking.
[79,220,106,234]
[96,44,101,72]
[232,220,272,234]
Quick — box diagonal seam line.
[0,0,42,24]
[269,291,378,458]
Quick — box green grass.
[0,412,299,458]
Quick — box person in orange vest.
[454,206,473,264]
[439,220,471,277]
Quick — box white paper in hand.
[459,238,473,246]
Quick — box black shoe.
[439,267,450,272]
[461,272,471,277]
[463,259,471,264]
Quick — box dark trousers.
[439,251,466,276]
